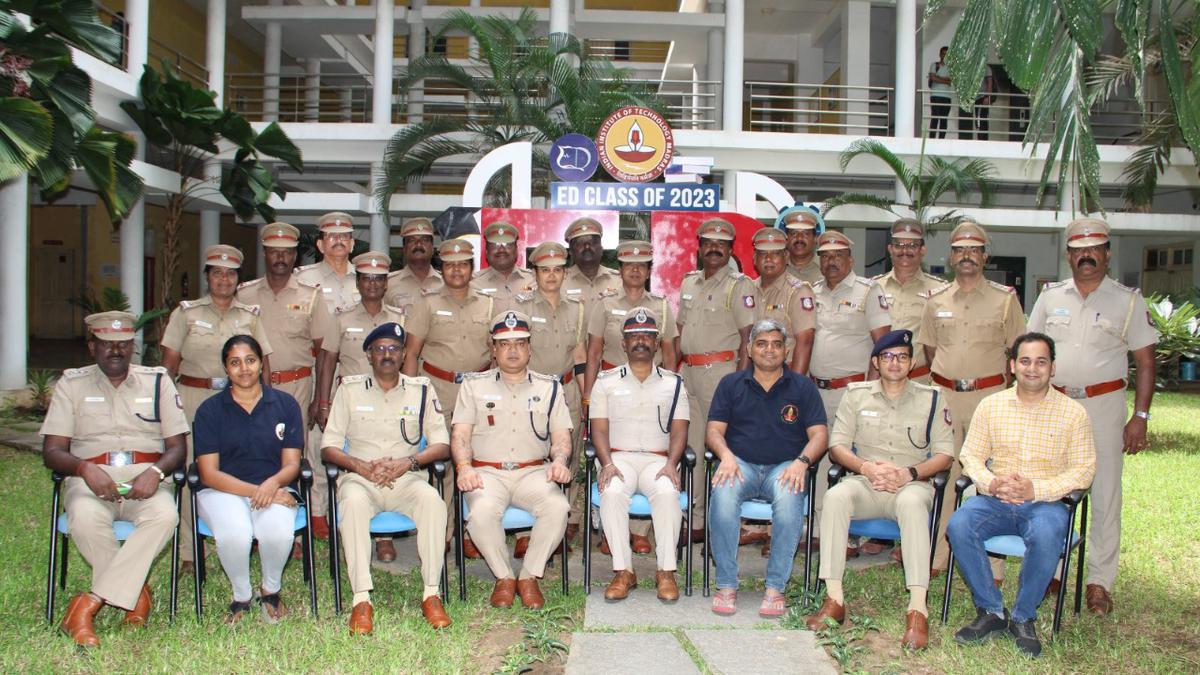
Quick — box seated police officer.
[41,311,189,647]
[452,311,573,610]
[321,322,452,634]
[807,329,954,649]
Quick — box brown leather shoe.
[310,515,330,540]
[859,539,891,555]
[376,539,397,563]
[761,540,771,557]
[61,592,103,646]
[1044,578,1062,600]
[656,570,680,602]
[930,567,943,578]
[513,536,530,559]
[599,536,611,555]
[631,534,652,554]
[846,546,860,558]
[421,596,452,629]
[804,597,846,631]
[349,601,373,635]
[516,578,546,609]
[604,570,637,601]
[1086,584,1113,615]
[680,526,706,545]
[290,541,303,561]
[463,534,484,559]
[490,578,517,608]
[901,610,929,649]
[123,584,152,627]
[739,528,770,546]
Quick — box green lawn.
[1,392,1198,673]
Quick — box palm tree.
[932,0,1198,212]
[821,138,998,230]
[0,0,142,221]
[374,7,664,219]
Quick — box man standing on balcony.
[781,205,824,285]
[386,218,443,317]
[928,46,952,139]
[1026,217,1157,615]
[473,221,535,311]
[918,220,1025,576]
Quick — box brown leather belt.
[86,451,162,467]
[422,361,489,384]
[907,365,931,379]
[269,366,312,385]
[611,448,669,457]
[471,459,545,470]
[932,372,1006,392]
[811,373,866,390]
[178,374,228,390]
[559,369,574,385]
[1054,379,1125,399]
[682,351,736,367]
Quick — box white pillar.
[256,237,266,278]
[121,135,146,331]
[340,88,354,122]
[305,59,321,122]
[0,177,29,390]
[893,0,916,139]
[263,0,282,121]
[841,0,871,134]
[125,0,149,75]
[407,0,426,124]
[200,159,221,271]
[550,0,569,35]
[371,162,389,251]
[722,0,743,132]
[706,16,723,129]
[373,0,394,125]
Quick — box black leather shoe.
[954,608,1009,644]
[1009,618,1042,658]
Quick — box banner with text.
[550,182,720,212]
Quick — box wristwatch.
[409,456,420,472]
[1133,411,1151,421]
[908,466,919,482]
[796,455,812,467]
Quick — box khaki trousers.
[598,452,681,571]
[178,383,221,562]
[337,471,447,595]
[64,470,177,610]
[813,387,852,528]
[465,466,568,580]
[1077,391,1126,590]
[683,360,736,528]
[819,476,934,588]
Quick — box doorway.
[32,247,78,338]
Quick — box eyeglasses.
[890,241,923,251]
[488,241,516,249]
[877,352,912,363]
[369,344,402,354]
[324,233,353,242]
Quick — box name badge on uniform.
[194,320,213,329]
[681,294,693,301]
[1053,308,1070,316]
[612,389,631,396]
[346,327,364,333]
[355,406,374,412]
[84,396,105,403]
[483,394,503,401]
[611,309,627,316]
[566,289,582,295]
[436,310,454,317]
[530,316,547,323]
[135,397,153,403]
[860,410,880,417]
[936,311,954,318]
[480,287,497,293]
[398,406,418,415]
[322,287,333,293]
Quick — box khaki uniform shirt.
[830,380,955,466]
[321,373,449,461]
[455,370,573,463]
[513,291,586,378]
[330,302,408,378]
[874,270,946,372]
[406,288,495,373]
[811,273,892,379]
[161,295,273,379]
[677,267,757,355]
[41,365,191,465]
[236,276,336,371]
[386,267,443,317]
[755,274,816,337]
[588,290,677,367]
[295,260,359,314]
[562,266,622,319]
[590,365,689,453]
[471,266,535,311]
[1028,276,1158,388]
[918,279,1025,379]
[787,258,823,285]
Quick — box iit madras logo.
[596,106,674,183]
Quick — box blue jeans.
[946,495,1070,622]
[710,458,807,591]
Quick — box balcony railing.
[747,81,893,136]
[226,73,373,123]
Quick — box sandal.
[758,589,787,618]
[225,600,252,625]
[258,591,288,624]
[711,588,738,615]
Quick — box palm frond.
[1119,112,1178,209]
[821,193,901,218]
[837,138,916,191]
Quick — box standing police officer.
[295,212,361,314]
[386,218,443,316]
[752,227,815,373]
[873,218,945,384]
[780,205,824,285]
[473,221,535,310]
[561,217,621,310]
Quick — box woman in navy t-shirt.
[194,335,302,624]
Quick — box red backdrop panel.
[479,208,620,268]
[649,211,763,314]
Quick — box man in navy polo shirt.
[706,318,828,617]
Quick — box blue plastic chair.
[188,460,316,619]
[940,476,1089,636]
[581,445,697,596]
[45,469,186,623]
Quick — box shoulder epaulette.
[461,370,492,382]
[401,374,432,387]
[383,303,405,315]
[420,287,440,297]
[131,365,168,375]
[645,291,664,300]
[295,277,321,290]
[595,367,620,380]
[236,278,263,291]
[514,292,534,303]
[294,262,319,273]
[787,277,812,290]
[562,295,581,305]
[387,269,404,279]
[471,268,487,279]
[845,381,872,392]
[1109,278,1139,294]
[922,272,947,285]
[907,381,939,394]
[854,276,874,287]
[529,371,558,383]
[598,288,618,299]
[1043,280,1069,292]
[811,279,827,291]
[656,366,682,380]
[926,284,952,298]
[341,374,369,385]
[683,270,702,278]
[62,366,93,380]
[335,302,360,315]
[233,301,262,316]
[985,279,1016,294]
[179,296,211,310]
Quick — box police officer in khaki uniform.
[452,311,573,610]
[1028,217,1157,615]
[295,211,360,313]
[237,222,337,541]
[561,217,621,312]
[43,312,189,647]
[472,221,535,310]
[873,219,946,385]
[677,218,757,539]
[918,220,1025,572]
[161,244,273,563]
[779,205,824,285]
[386,218,444,315]
[752,227,816,373]
[315,250,409,561]
[321,322,452,634]
[806,330,954,650]
[513,242,587,550]
[591,307,690,602]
